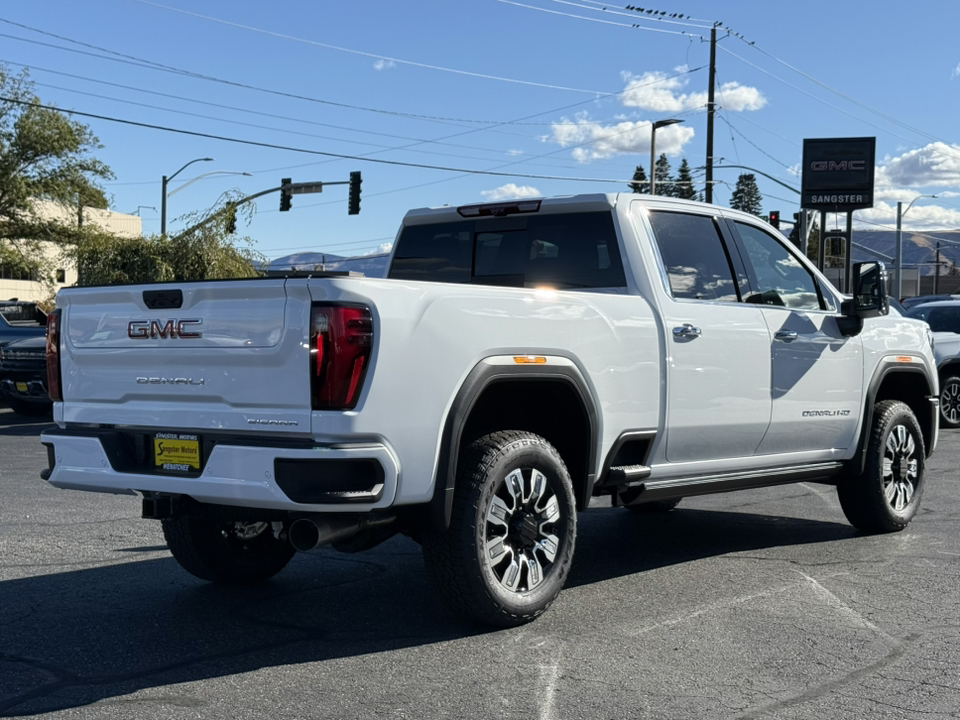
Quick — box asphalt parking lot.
[1,407,959,719]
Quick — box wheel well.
[874,370,934,453]
[461,379,593,509]
[938,362,960,382]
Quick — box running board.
[625,462,844,503]
[601,464,652,486]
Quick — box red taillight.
[46,308,63,402]
[310,304,373,410]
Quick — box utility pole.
[935,242,941,294]
[704,25,717,204]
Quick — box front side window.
[734,222,822,311]
[647,211,741,302]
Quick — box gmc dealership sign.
[801,137,875,211]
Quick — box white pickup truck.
[41,194,939,627]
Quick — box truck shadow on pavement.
[0,503,856,716]
[0,409,54,436]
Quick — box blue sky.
[5,0,960,260]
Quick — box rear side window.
[389,212,626,290]
[647,211,741,302]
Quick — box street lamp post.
[649,118,683,196]
[895,194,937,299]
[161,157,214,235]
[165,171,253,199]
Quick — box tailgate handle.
[143,289,183,310]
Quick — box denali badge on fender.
[128,319,202,339]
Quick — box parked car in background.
[0,301,47,349]
[0,334,52,417]
[888,296,906,315]
[906,300,960,427]
[901,294,960,311]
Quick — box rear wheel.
[838,400,925,533]
[422,430,576,627]
[162,516,296,584]
[939,376,960,428]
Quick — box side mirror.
[837,261,889,337]
[852,261,889,318]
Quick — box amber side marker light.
[896,356,914,363]
[513,356,547,364]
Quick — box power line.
[0,96,636,185]
[127,0,620,95]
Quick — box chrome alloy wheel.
[484,468,562,593]
[941,380,960,425]
[883,424,919,512]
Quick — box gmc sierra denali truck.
[40,194,939,627]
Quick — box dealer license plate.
[15,382,28,394]
[154,432,201,472]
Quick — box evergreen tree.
[674,159,697,200]
[729,174,763,216]
[654,154,672,196]
[628,165,649,194]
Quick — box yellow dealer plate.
[15,382,28,394]
[154,432,201,472]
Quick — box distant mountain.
[849,230,960,275]
[265,230,960,283]
[268,251,390,278]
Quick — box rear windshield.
[388,212,626,290]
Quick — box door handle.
[673,324,702,338]
[775,330,798,342]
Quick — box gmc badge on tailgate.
[128,319,202,339]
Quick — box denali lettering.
[802,410,851,417]
[128,319,202,339]
[136,377,206,385]
[810,160,866,172]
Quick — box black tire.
[939,376,960,428]
[422,430,577,627]
[7,396,52,417]
[161,516,296,584]
[624,497,682,514]
[838,400,925,533]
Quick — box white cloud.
[620,69,766,112]
[548,113,695,162]
[481,183,541,201]
[953,62,960,79]
[375,243,393,254]
[506,149,525,156]
[855,202,960,231]
[882,142,960,187]
[373,59,395,71]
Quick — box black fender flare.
[851,362,937,476]
[429,357,599,530]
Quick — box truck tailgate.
[58,279,314,432]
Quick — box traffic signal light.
[280,178,292,212]
[225,201,237,234]
[769,210,780,230]
[348,171,362,215]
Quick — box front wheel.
[837,400,925,533]
[162,516,296,584]
[939,376,960,428]
[422,431,577,627]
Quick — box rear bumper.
[40,429,400,512]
